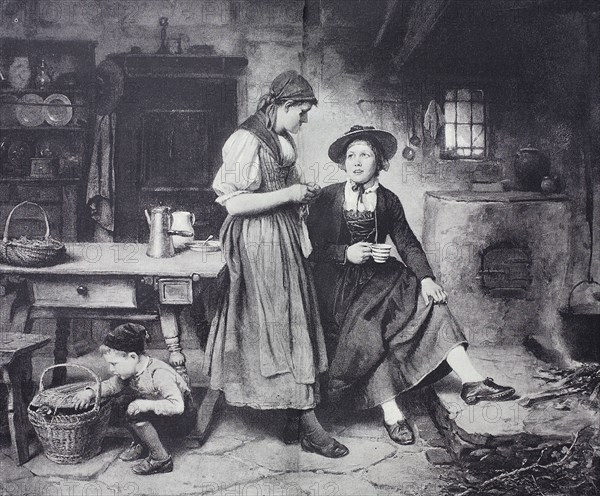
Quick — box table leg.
[158,306,189,385]
[2,364,29,465]
[51,318,71,387]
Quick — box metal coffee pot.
[145,206,193,258]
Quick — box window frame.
[439,86,490,161]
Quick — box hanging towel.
[86,113,116,236]
[423,100,445,139]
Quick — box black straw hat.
[328,125,397,164]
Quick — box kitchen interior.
[0,0,599,494]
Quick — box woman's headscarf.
[257,70,318,130]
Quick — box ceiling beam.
[374,0,401,47]
[392,0,453,68]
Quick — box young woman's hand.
[346,242,372,264]
[287,184,321,204]
[421,277,448,304]
[73,389,95,410]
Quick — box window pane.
[445,102,456,123]
[445,124,456,148]
[457,102,471,123]
[472,103,484,123]
[472,148,485,158]
[457,148,471,157]
[457,125,471,147]
[445,89,457,101]
[457,89,471,101]
[471,90,484,102]
[472,125,485,147]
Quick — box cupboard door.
[141,110,215,189]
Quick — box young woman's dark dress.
[307,182,468,409]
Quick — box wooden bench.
[1,332,51,465]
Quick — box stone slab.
[239,472,379,496]
[98,451,267,496]
[364,452,451,494]
[0,452,33,482]
[2,476,145,496]
[429,345,600,463]
[24,438,122,480]
[231,437,396,474]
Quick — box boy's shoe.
[119,442,147,461]
[132,455,173,475]
[460,378,516,405]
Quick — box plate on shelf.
[185,240,221,253]
[0,94,19,126]
[15,94,45,127]
[7,140,32,170]
[44,94,73,127]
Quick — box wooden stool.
[0,332,51,465]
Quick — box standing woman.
[203,71,348,458]
[307,126,515,445]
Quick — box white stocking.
[381,399,405,425]
[446,345,484,384]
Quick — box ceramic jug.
[171,211,195,250]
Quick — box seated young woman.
[306,125,515,445]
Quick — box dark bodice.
[343,210,376,245]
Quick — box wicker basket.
[28,364,112,465]
[0,201,66,267]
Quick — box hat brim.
[328,129,398,163]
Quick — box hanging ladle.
[409,102,422,147]
[402,100,416,161]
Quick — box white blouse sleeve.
[212,129,262,205]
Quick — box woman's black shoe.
[460,377,516,405]
[384,419,415,445]
[300,435,349,458]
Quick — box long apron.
[203,144,328,410]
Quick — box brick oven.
[422,191,571,357]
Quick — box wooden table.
[0,243,225,441]
[1,332,51,465]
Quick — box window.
[442,88,486,159]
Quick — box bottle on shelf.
[35,59,53,91]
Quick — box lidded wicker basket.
[28,364,112,464]
[0,201,66,267]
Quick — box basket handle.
[567,279,600,313]
[3,201,51,243]
[38,363,102,414]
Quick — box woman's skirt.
[202,207,328,410]
[320,259,467,409]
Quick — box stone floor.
[1,351,464,496]
[3,339,595,495]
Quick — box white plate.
[16,94,45,127]
[186,240,221,252]
[44,94,73,127]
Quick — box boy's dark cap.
[103,323,150,354]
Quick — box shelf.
[0,126,87,132]
[0,88,87,96]
[0,177,80,184]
